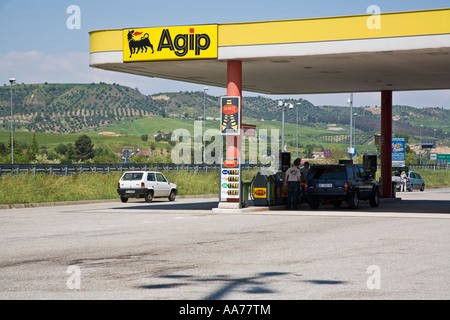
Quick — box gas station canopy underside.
[90,9,450,95]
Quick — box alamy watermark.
[66,5,81,30]
[66,265,81,290]
[170,122,280,169]
[367,5,381,30]
[366,265,381,290]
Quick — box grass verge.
[416,169,450,188]
[0,170,225,205]
[0,168,447,205]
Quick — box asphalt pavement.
[0,188,449,300]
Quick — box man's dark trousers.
[286,181,300,210]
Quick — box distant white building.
[312,152,324,159]
[154,132,170,138]
[327,124,344,131]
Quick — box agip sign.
[123,25,217,62]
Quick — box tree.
[26,133,39,162]
[7,135,25,163]
[328,147,349,164]
[303,144,314,158]
[0,142,7,156]
[60,143,76,164]
[55,143,68,156]
[129,155,149,164]
[74,135,94,162]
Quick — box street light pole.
[420,125,423,165]
[203,87,208,162]
[296,102,301,158]
[278,101,293,153]
[279,101,286,153]
[9,78,16,164]
[434,128,437,170]
[348,93,353,160]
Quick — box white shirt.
[285,166,301,182]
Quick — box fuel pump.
[252,152,291,206]
[363,155,378,179]
[251,172,275,206]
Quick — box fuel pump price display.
[220,158,241,201]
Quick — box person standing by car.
[401,171,407,192]
[284,158,303,210]
[300,161,310,184]
[300,161,310,202]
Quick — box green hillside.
[0,83,163,134]
[0,82,449,164]
[2,82,449,138]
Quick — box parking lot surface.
[1,188,449,300]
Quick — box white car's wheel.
[145,190,153,202]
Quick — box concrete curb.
[0,199,120,210]
[212,197,403,214]
[212,206,272,214]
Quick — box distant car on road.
[117,171,177,203]
[405,170,425,192]
[392,167,425,192]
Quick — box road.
[1,188,449,300]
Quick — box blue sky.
[1,0,449,108]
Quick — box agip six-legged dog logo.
[127,30,154,58]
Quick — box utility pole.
[203,87,208,162]
[348,93,354,161]
[278,101,293,153]
[296,103,301,158]
[9,78,16,164]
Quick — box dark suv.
[305,164,381,209]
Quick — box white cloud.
[1,51,90,84]
[0,50,220,94]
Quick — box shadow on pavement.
[112,197,450,215]
[137,271,350,299]
[374,199,450,214]
[113,200,220,211]
[293,198,450,214]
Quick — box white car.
[117,171,177,203]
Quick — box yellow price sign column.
[220,96,240,136]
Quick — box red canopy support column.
[226,60,242,160]
[381,90,393,198]
[219,60,243,207]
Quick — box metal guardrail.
[0,163,267,176]
[404,164,449,170]
[0,163,446,177]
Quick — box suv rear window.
[309,167,345,180]
[121,173,144,181]
[346,166,355,179]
